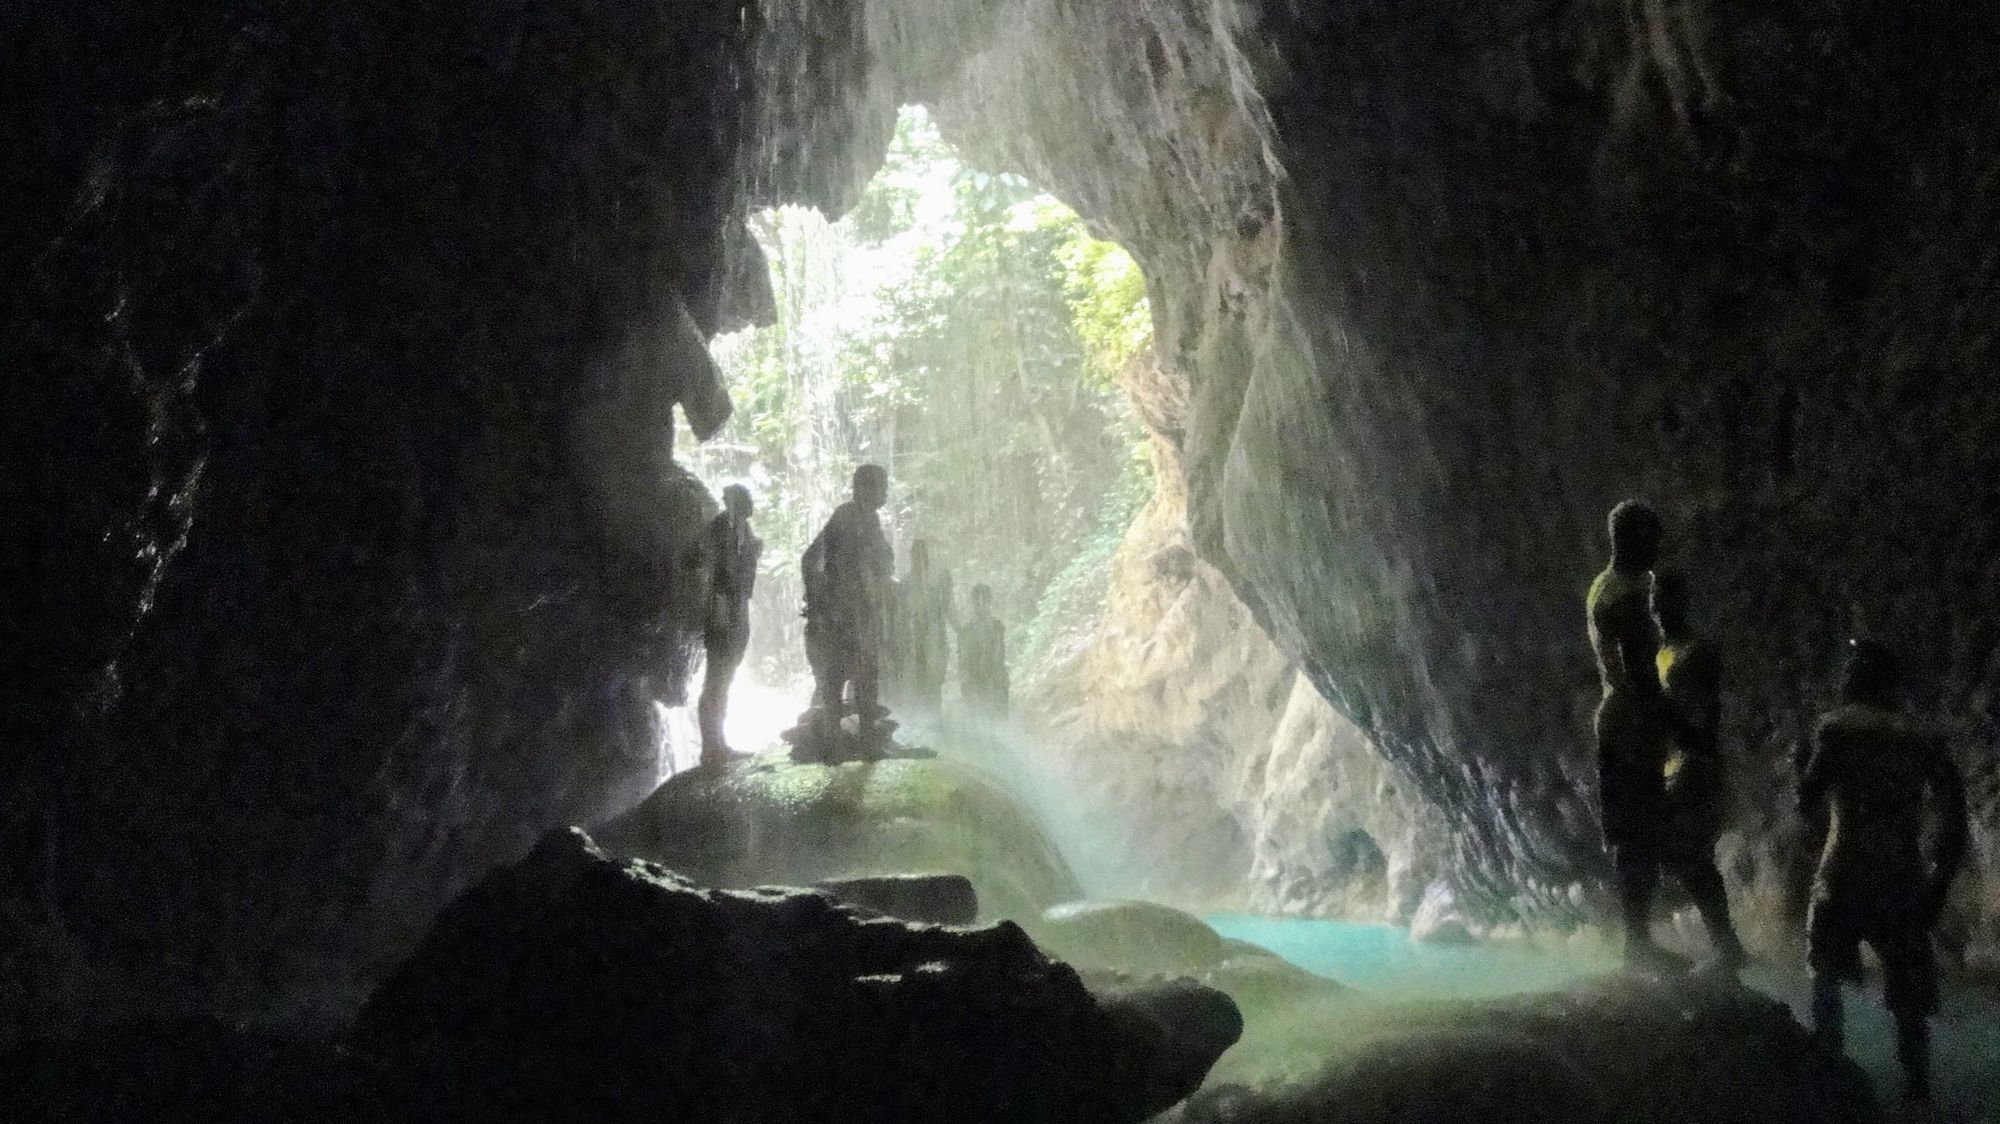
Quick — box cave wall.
[860,0,2000,960]
[2,2,762,1030]
[12,0,2000,1031]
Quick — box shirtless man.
[801,465,893,724]
[1800,639,1968,1103]
[1585,499,1680,969]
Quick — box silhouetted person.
[802,464,893,725]
[956,583,1008,715]
[1585,499,1680,970]
[1800,640,1968,1103]
[899,539,953,711]
[698,484,761,766]
[1648,571,1747,971]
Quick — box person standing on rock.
[1798,639,1968,1104]
[697,484,761,767]
[956,583,1009,716]
[802,464,894,726]
[1647,571,1748,972]
[899,539,953,712]
[1585,498,1682,970]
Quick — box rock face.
[595,754,1082,922]
[848,0,2000,959]
[355,827,1239,1123]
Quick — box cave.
[6,1,1999,1119]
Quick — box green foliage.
[689,106,1153,680]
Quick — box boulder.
[353,827,1237,1123]
[1030,900,1229,977]
[815,874,979,925]
[1176,975,1875,1124]
[594,753,1080,921]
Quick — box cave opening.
[667,104,1155,775]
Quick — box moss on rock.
[594,753,1081,921]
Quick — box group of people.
[1587,499,1969,1101]
[692,463,1011,767]
[798,466,1010,734]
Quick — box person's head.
[723,483,753,519]
[853,463,888,510]
[1606,499,1663,569]
[971,583,993,615]
[1649,570,1690,638]
[910,539,931,574]
[1840,638,1901,708]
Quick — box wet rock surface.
[815,873,980,924]
[355,827,1236,1123]
[596,753,1081,922]
[1178,975,1877,1124]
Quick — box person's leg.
[1809,973,1845,1051]
[1806,897,1855,1052]
[1669,851,1747,969]
[1881,928,1940,1101]
[698,625,748,765]
[1613,843,1672,965]
[697,634,727,762]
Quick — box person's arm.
[1797,723,1830,825]
[1923,738,1970,926]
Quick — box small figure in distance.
[900,539,954,713]
[956,583,1009,716]
[800,464,894,737]
[1647,571,1748,973]
[1799,639,1968,1105]
[1585,499,1685,971]
[697,483,761,768]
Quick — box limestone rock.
[594,753,1081,922]
[354,827,1238,1123]
[815,873,979,925]
[1030,899,1229,978]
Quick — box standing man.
[1800,639,1968,1104]
[1648,571,1748,971]
[956,583,1009,716]
[697,484,761,767]
[801,464,893,727]
[900,540,953,712]
[1585,499,1681,970]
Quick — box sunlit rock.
[354,827,1238,1123]
[594,753,1081,921]
[1030,899,1229,977]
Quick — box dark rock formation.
[816,873,980,925]
[354,827,1239,1123]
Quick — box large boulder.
[352,827,1238,1123]
[1177,975,1875,1124]
[594,754,1081,921]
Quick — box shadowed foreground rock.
[353,827,1237,1123]
[1174,975,1874,1124]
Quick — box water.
[1213,913,2000,1119]
[1208,913,1613,999]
